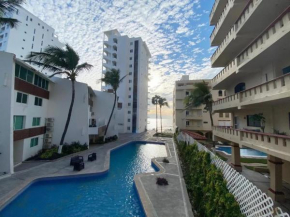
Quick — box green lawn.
[216,152,228,161]
[153,133,173,138]
[240,158,267,164]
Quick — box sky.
[23,0,220,120]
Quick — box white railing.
[237,8,290,67]
[177,132,289,217]
[211,59,237,87]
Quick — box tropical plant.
[0,0,24,28]
[156,177,168,186]
[158,97,169,133]
[101,69,127,139]
[26,44,93,153]
[184,82,214,126]
[152,95,161,133]
[252,113,265,132]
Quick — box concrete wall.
[47,78,89,146]
[0,52,14,175]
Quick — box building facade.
[101,29,151,133]
[173,75,231,137]
[0,6,63,73]
[0,51,117,177]
[209,0,290,201]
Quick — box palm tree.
[101,69,127,140]
[158,97,169,133]
[184,81,214,127]
[26,44,93,152]
[152,95,161,133]
[0,0,24,28]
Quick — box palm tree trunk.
[104,92,117,140]
[160,105,163,133]
[156,104,158,133]
[59,80,75,153]
[209,105,214,127]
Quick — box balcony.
[213,73,290,112]
[237,8,290,70]
[185,115,203,120]
[210,0,249,46]
[213,126,290,161]
[210,0,228,26]
[211,0,290,67]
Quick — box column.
[268,155,284,202]
[230,142,242,172]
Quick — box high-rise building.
[209,0,290,201]
[173,75,231,137]
[101,29,151,133]
[0,6,63,68]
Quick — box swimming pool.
[0,141,167,217]
[216,146,267,157]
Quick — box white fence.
[177,132,289,217]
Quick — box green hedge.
[175,135,244,217]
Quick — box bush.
[40,147,58,159]
[156,177,168,186]
[174,135,244,217]
[62,141,88,155]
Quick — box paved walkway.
[0,132,193,217]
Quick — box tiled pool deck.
[0,132,193,217]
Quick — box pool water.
[0,142,167,217]
[217,146,267,157]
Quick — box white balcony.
[213,126,290,161]
[211,0,290,67]
[185,115,203,120]
[210,0,228,26]
[88,127,98,135]
[210,0,249,46]
[213,73,290,112]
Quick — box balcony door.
[234,116,239,129]
[234,83,245,93]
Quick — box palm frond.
[101,69,123,92]
[0,17,19,27]
[0,0,24,14]
[75,63,93,74]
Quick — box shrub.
[62,141,88,155]
[174,135,244,217]
[40,147,58,159]
[156,177,168,186]
[162,158,169,163]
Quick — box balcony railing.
[213,73,290,111]
[213,126,290,159]
[211,59,237,88]
[237,7,290,67]
[185,115,203,120]
[210,0,234,43]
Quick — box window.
[129,80,132,83]
[247,115,261,127]
[130,57,132,60]
[30,137,39,147]
[42,34,44,39]
[14,116,24,130]
[186,121,189,126]
[26,16,28,21]
[127,127,131,130]
[128,111,131,114]
[129,64,132,68]
[34,29,36,34]
[15,64,34,83]
[34,74,49,90]
[225,113,230,118]
[128,119,131,122]
[128,95,131,98]
[31,44,33,49]
[265,74,268,82]
[219,113,223,118]
[129,72,132,75]
[218,90,223,96]
[185,91,189,96]
[118,102,122,109]
[186,110,189,116]
[34,97,43,106]
[16,92,28,104]
[203,122,208,124]
[41,41,43,46]
[32,36,34,41]
[128,103,131,106]
[32,117,41,126]
[130,42,133,45]
[129,87,131,91]
[130,49,133,53]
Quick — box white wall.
[47,78,89,146]
[0,52,14,175]
[93,91,118,137]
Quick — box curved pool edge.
[216,145,267,159]
[0,140,167,214]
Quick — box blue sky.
[23,0,220,116]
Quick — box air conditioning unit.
[45,133,52,138]
[44,138,52,143]
[46,122,54,127]
[47,118,54,122]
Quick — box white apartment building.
[0,6,63,73]
[0,51,117,177]
[101,29,151,133]
[209,0,290,201]
[173,75,231,137]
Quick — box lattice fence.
[177,132,289,217]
